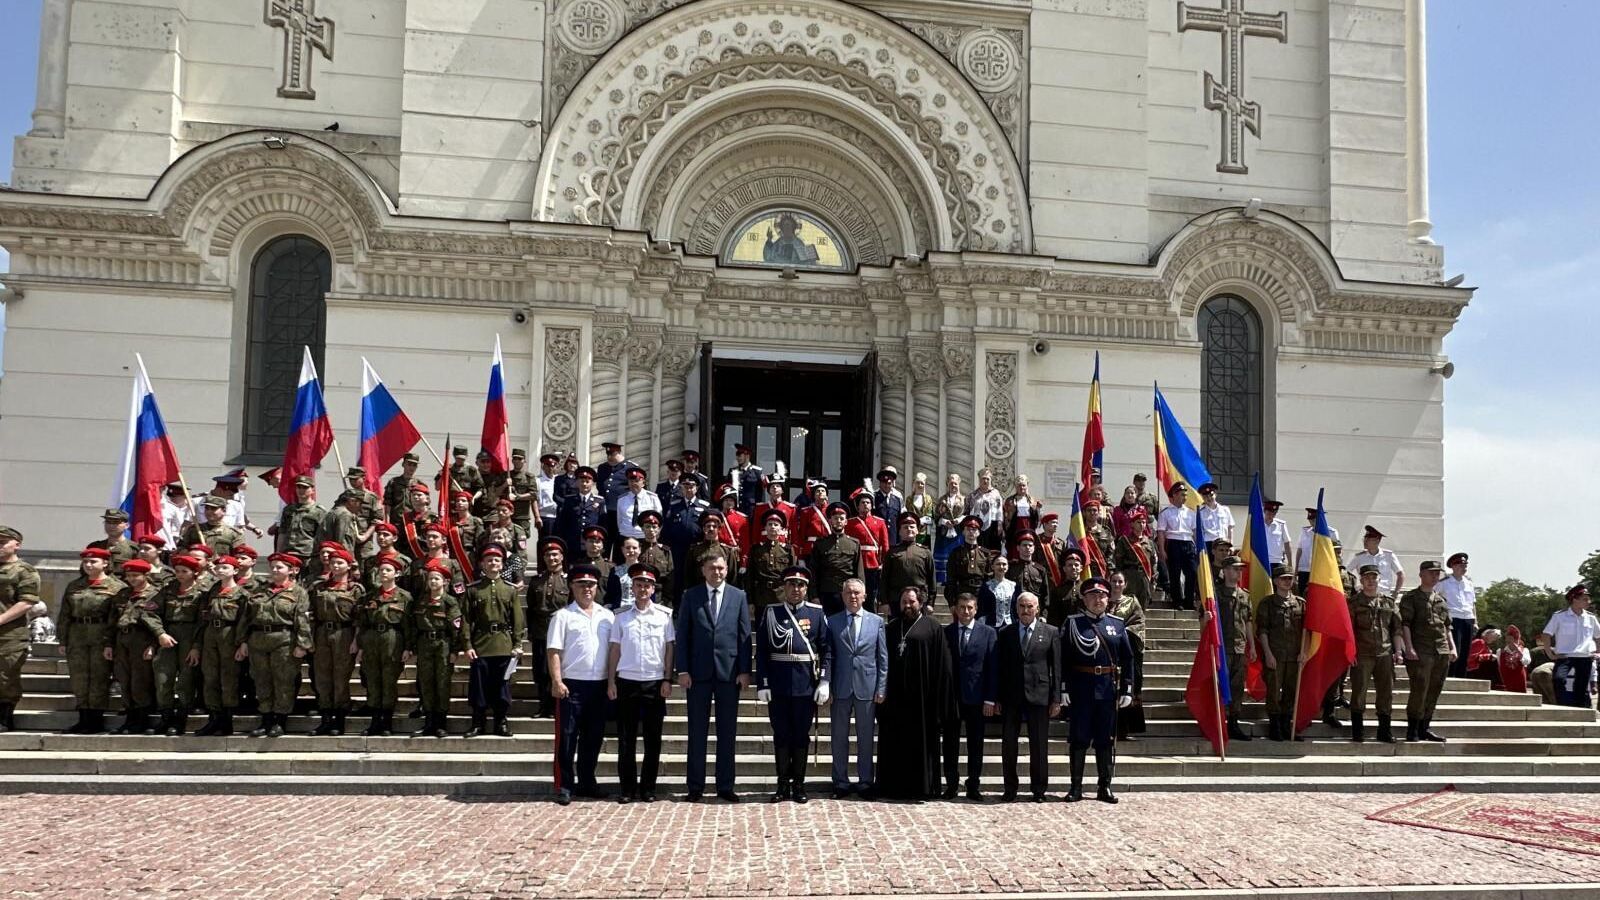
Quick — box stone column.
[876,350,909,475]
[942,338,975,478]
[29,0,71,137]
[657,333,698,465]
[625,328,663,472]
[590,318,627,459]
[907,344,942,481]
[1404,0,1433,244]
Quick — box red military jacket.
[844,514,891,571]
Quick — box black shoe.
[770,781,791,804]
[409,706,423,719]
[65,710,89,734]
[413,713,432,737]
[716,790,741,803]
[536,701,554,719]
[310,711,333,736]
[265,714,284,738]
[555,789,573,806]
[1335,695,1351,710]
[832,788,853,800]
[1376,715,1396,744]
[1266,716,1282,742]
[1405,719,1420,742]
[1069,744,1088,801]
[1032,793,1047,803]
[1322,711,1343,730]
[1095,787,1119,804]
[1419,718,1447,742]
[194,714,220,737]
[431,713,448,739]
[941,785,958,800]
[1350,712,1365,744]
[84,710,108,734]
[248,714,270,738]
[617,794,632,805]
[329,713,344,737]
[685,790,703,803]
[1227,716,1252,742]
[792,786,809,804]
[1001,791,1018,803]
[639,792,657,803]
[493,716,511,737]
[363,713,384,737]
[464,715,487,739]
[215,711,234,737]
[966,787,984,802]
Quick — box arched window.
[1199,295,1263,499]
[242,235,331,458]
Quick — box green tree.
[1577,549,1600,592]
[1476,578,1564,640]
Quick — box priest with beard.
[875,584,958,800]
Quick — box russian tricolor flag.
[479,335,510,475]
[113,355,182,542]
[359,358,422,494]
[279,346,335,504]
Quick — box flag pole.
[1208,599,1226,761]
[1289,630,1310,742]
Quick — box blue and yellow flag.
[1152,384,1213,509]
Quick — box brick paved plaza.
[6,791,1600,898]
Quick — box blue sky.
[0,2,1593,587]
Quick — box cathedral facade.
[0,0,1468,559]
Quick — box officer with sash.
[1061,577,1134,804]
[756,566,833,803]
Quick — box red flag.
[1184,553,1229,758]
[1294,490,1357,733]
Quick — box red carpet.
[1369,787,1600,856]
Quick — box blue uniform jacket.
[945,620,999,706]
[1061,612,1134,703]
[556,492,606,550]
[596,459,634,512]
[756,600,832,697]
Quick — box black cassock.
[876,612,958,798]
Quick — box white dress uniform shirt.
[1350,548,1404,595]
[1296,524,1339,573]
[616,489,663,540]
[1264,518,1292,564]
[611,601,675,681]
[1197,502,1235,544]
[547,602,616,681]
[160,497,193,547]
[536,472,558,519]
[1437,573,1476,620]
[1156,505,1196,542]
[1542,608,1600,658]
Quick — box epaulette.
[802,601,823,610]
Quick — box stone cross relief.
[265,0,335,100]
[1177,0,1287,174]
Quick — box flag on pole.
[1152,384,1212,510]
[479,335,511,476]
[358,358,422,494]
[1185,551,1232,758]
[1294,489,1357,733]
[1079,351,1104,501]
[1240,472,1272,699]
[279,346,334,504]
[1068,484,1104,580]
[113,355,182,543]
[434,431,476,582]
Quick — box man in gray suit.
[675,555,751,802]
[826,577,888,799]
[997,591,1061,802]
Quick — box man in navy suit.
[943,591,998,800]
[826,577,888,798]
[997,591,1061,802]
[674,554,751,802]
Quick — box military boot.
[1405,719,1420,742]
[430,712,448,738]
[770,748,791,803]
[493,714,511,737]
[377,711,394,736]
[1094,746,1118,804]
[1266,715,1283,742]
[1226,715,1252,742]
[1376,715,1396,743]
[265,713,285,738]
[1349,711,1364,743]
[464,711,487,739]
[194,713,221,737]
[248,713,271,738]
[1419,718,1446,742]
[171,712,189,736]
[790,748,809,804]
[136,709,157,735]
[112,709,137,735]
[413,710,432,737]
[1066,745,1087,802]
[330,712,345,737]
[310,710,335,736]
[362,712,384,737]
[214,711,234,737]
[65,709,91,734]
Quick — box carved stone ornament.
[956,28,1021,93]
[555,0,626,54]
[907,347,941,383]
[593,326,628,364]
[629,333,663,369]
[659,340,698,379]
[541,326,583,450]
[1176,0,1288,175]
[985,429,1015,460]
[942,342,974,378]
[877,352,909,389]
[899,20,1026,153]
[265,0,334,101]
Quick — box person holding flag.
[1256,563,1305,741]
[1186,552,1232,757]
[1215,555,1255,741]
[1151,386,1213,612]
[114,355,184,544]
[358,358,423,498]
[1293,491,1357,741]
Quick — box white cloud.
[1445,424,1595,588]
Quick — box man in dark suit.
[674,554,751,802]
[943,591,998,800]
[826,577,888,798]
[996,591,1061,802]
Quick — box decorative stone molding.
[541,326,583,452]
[592,324,630,365]
[907,339,942,482]
[901,20,1026,153]
[877,348,909,478]
[983,349,1018,488]
[657,331,700,463]
[942,335,975,480]
[535,0,1030,253]
[265,0,335,101]
[624,325,664,469]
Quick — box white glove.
[1118,694,1133,709]
[814,682,831,705]
[757,688,772,704]
[1061,694,1071,708]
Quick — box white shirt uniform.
[1542,607,1600,658]
[616,490,663,540]
[547,602,616,681]
[611,602,676,681]
[536,472,558,519]
[1264,518,1292,565]
[1156,505,1196,543]
[1197,503,1235,544]
[1296,524,1339,573]
[1437,573,1476,620]
[1350,548,1404,595]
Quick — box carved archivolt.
[535,0,1029,253]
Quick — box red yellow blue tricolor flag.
[1186,551,1231,758]
[1152,384,1212,510]
[1292,489,1357,735]
[1241,472,1272,700]
[1068,484,1105,580]
[1079,352,1105,502]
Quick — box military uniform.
[1399,583,1452,741]
[1217,583,1253,723]
[745,540,796,612]
[809,532,864,616]
[447,461,483,498]
[153,576,206,734]
[87,537,137,571]
[309,577,364,734]
[111,581,163,734]
[407,555,465,600]
[684,539,741,594]
[0,549,42,730]
[182,521,242,559]
[881,541,936,616]
[557,492,606,554]
[639,541,676,606]
[1256,591,1306,740]
[365,550,412,591]
[1113,534,1158,604]
[1086,523,1116,577]
[1046,578,1083,628]
[1012,559,1050,605]
[406,591,466,737]
[234,580,312,736]
[383,474,420,518]
[275,501,327,557]
[1348,590,1402,742]
[317,506,362,556]
[1062,608,1134,802]
[57,573,124,728]
[509,466,538,533]
[357,584,411,735]
[732,462,764,517]
[196,580,248,735]
[756,597,831,801]
[944,543,993,610]
[526,569,572,717]
[462,577,526,736]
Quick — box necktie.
[850,612,859,646]
[711,587,721,621]
[961,625,970,651]
[1022,624,1031,648]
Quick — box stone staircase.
[4,607,1597,795]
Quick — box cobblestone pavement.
[5,792,1599,898]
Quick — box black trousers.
[1163,539,1198,609]
[467,655,512,715]
[942,701,987,790]
[615,677,666,795]
[555,679,608,792]
[1002,701,1051,797]
[1449,617,1476,678]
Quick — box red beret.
[325,547,354,565]
[409,482,431,494]
[80,547,111,560]
[423,523,447,536]
[171,555,204,572]
[495,498,514,510]
[422,559,454,578]
[121,559,153,574]
[1040,513,1060,524]
[233,546,258,559]
[373,552,403,570]
[137,534,166,547]
[373,522,397,535]
[186,543,214,557]
[215,555,240,568]
[269,552,304,569]
[451,491,473,502]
